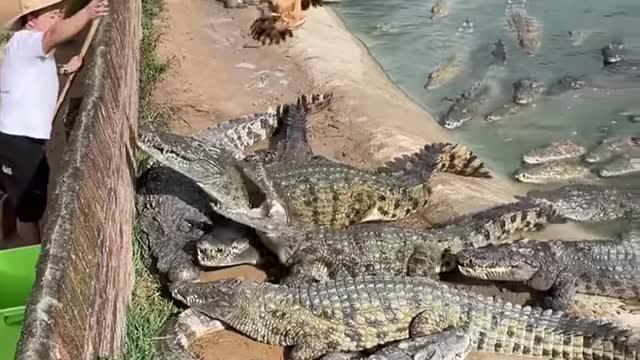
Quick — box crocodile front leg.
[367,329,473,360]
[541,272,578,311]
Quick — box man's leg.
[15,156,50,246]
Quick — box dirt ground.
[150,1,639,359]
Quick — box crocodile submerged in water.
[584,135,640,164]
[598,155,640,177]
[513,159,596,185]
[457,235,640,311]
[523,184,640,222]
[439,81,493,129]
[149,94,493,230]
[424,54,461,90]
[159,275,640,360]
[198,199,558,284]
[506,5,542,56]
[430,0,448,19]
[521,140,588,165]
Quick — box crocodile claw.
[250,15,294,45]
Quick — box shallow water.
[332,0,640,186]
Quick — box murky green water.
[331,0,640,186]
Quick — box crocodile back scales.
[183,276,639,360]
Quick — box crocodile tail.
[156,309,225,360]
[428,143,492,178]
[474,297,640,359]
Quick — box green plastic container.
[0,245,41,360]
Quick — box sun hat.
[4,0,64,31]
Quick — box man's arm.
[41,0,109,54]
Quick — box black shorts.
[0,132,49,223]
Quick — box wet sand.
[149,0,639,359]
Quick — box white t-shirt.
[0,30,59,140]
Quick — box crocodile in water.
[521,140,587,165]
[523,184,640,222]
[161,275,639,360]
[439,81,493,129]
[457,235,640,311]
[198,199,558,284]
[513,159,597,185]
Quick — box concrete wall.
[15,0,141,358]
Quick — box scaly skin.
[513,160,596,184]
[440,81,493,129]
[424,55,461,90]
[457,237,640,311]
[198,200,558,283]
[523,184,640,222]
[235,101,492,229]
[522,141,587,165]
[136,93,333,210]
[166,275,639,360]
[598,155,640,177]
[506,6,542,56]
[584,135,640,164]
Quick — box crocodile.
[512,77,545,105]
[249,0,337,45]
[602,42,626,65]
[513,160,596,185]
[483,103,526,123]
[568,30,592,47]
[457,236,640,311]
[584,135,640,163]
[137,92,334,209]
[506,6,542,56]
[522,184,640,222]
[198,199,557,284]
[162,275,640,360]
[136,165,261,284]
[543,75,587,96]
[490,38,506,66]
[439,81,493,129]
[430,0,448,19]
[598,155,640,178]
[521,140,587,165]
[424,55,461,90]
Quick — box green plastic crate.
[0,245,41,360]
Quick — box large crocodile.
[521,140,587,165]
[457,235,640,311]
[584,135,640,164]
[160,275,639,360]
[513,160,596,184]
[522,184,640,222]
[198,199,558,284]
[424,55,461,90]
[439,81,493,129]
[147,95,493,230]
[506,5,542,56]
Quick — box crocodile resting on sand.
[151,93,493,230]
[198,199,558,284]
[160,275,640,360]
[521,140,587,165]
[523,184,640,222]
[457,235,640,311]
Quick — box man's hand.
[80,0,110,21]
[66,55,83,73]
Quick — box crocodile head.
[598,155,640,177]
[440,106,474,129]
[512,161,592,184]
[524,184,613,221]
[424,58,459,90]
[137,127,251,208]
[584,136,640,163]
[196,226,262,268]
[512,77,544,105]
[521,141,587,165]
[602,42,625,65]
[457,242,543,282]
[170,278,260,323]
[545,76,587,96]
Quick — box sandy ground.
[149,1,639,359]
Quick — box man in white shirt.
[0,0,108,246]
